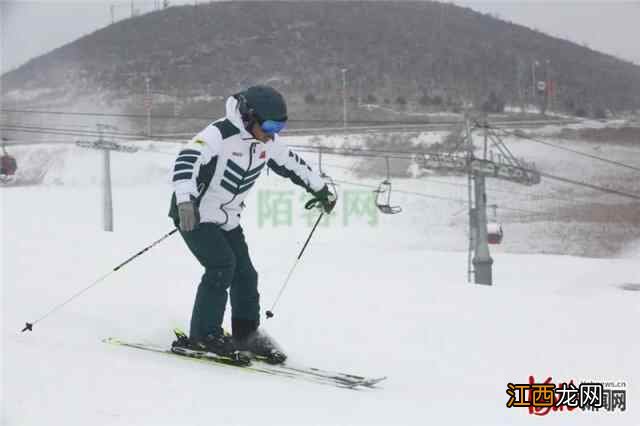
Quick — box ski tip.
[360,376,388,387]
[173,328,188,339]
[345,376,388,389]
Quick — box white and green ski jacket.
[170,96,325,231]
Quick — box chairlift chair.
[487,204,503,244]
[487,222,503,244]
[374,157,402,214]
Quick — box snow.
[3,88,58,103]
[2,139,639,425]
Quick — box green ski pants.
[178,223,259,341]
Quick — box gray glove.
[177,201,198,232]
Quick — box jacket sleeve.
[267,137,325,194]
[172,125,221,204]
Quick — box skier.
[168,85,336,365]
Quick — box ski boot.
[240,330,287,365]
[171,329,250,366]
[232,319,287,365]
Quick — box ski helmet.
[238,85,288,123]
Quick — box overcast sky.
[1,1,639,75]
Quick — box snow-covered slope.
[2,141,639,425]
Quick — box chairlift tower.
[415,115,541,285]
[145,77,152,137]
[76,125,139,232]
[464,120,491,284]
[341,68,348,128]
[468,117,540,285]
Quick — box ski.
[256,358,388,388]
[103,337,386,389]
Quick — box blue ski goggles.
[260,119,287,134]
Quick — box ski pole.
[266,212,324,319]
[22,228,178,333]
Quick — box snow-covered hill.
[2,138,639,425]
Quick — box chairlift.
[374,157,402,214]
[487,204,503,244]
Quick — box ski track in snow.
[2,136,639,426]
